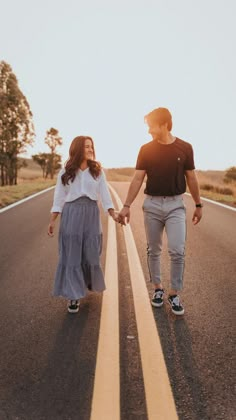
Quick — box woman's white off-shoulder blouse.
[51,168,114,213]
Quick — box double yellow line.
[90,186,178,420]
[90,211,120,420]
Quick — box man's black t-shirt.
[136,137,195,196]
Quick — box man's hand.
[118,207,130,226]
[192,208,202,225]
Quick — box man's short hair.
[144,107,172,131]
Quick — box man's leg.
[143,197,165,306]
[165,197,186,314]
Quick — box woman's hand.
[47,212,59,236]
[47,221,56,237]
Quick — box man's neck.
[157,133,176,145]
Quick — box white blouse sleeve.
[51,169,67,213]
[99,170,114,212]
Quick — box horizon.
[19,156,230,173]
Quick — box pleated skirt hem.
[53,263,106,300]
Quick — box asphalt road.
[0,183,235,420]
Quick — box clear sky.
[1,0,235,170]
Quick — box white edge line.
[0,186,55,214]
[185,192,236,212]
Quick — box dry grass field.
[0,159,56,209]
[105,167,236,207]
[194,170,236,206]
[0,159,236,208]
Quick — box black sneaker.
[168,295,184,315]
[151,288,164,307]
[68,300,80,313]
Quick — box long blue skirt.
[53,196,105,300]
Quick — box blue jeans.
[142,195,186,291]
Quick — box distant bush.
[107,167,135,176]
[200,183,215,191]
[224,166,236,183]
[215,186,233,195]
[200,183,233,195]
[105,167,135,181]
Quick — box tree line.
[0,61,62,186]
[32,128,62,179]
[1,60,236,187]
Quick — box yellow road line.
[109,185,178,420]
[90,215,120,420]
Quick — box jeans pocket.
[143,196,154,212]
[142,196,151,210]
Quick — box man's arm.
[185,169,203,225]
[119,169,146,224]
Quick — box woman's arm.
[51,169,67,213]
[48,169,66,236]
[99,170,115,212]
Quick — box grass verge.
[0,178,56,209]
[1,167,236,209]
[198,190,236,207]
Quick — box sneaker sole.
[171,308,185,315]
[151,301,164,308]
[68,306,80,313]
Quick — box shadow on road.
[4,297,101,420]
[152,307,209,420]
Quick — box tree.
[45,153,62,179]
[32,152,62,179]
[32,153,50,178]
[0,61,34,185]
[45,128,62,179]
[224,166,236,183]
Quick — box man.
[119,107,203,315]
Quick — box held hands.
[109,207,130,226]
[118,206,130,226]
[109,210,125,225]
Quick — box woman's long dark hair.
[61,136,101,185]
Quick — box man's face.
[147,121,163,140]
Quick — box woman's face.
[84,138,94,160]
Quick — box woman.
[47,135,118,313]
